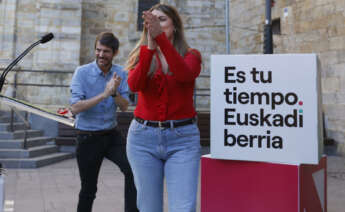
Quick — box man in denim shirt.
[70,32,138,212]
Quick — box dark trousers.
[76,129,138,212]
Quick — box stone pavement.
[2,148,345,212]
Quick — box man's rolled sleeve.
[118,72,130,101]
[70,68,85,105]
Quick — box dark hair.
[94,32,119,53]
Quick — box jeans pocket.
[76,134,92,144]
[174,124,200,137]
[128,119,147,135]
[76,134,93,153]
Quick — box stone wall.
[0,0,17,66]
[230,0,345,153]
[80,0,135,66]
[0,0,81,111]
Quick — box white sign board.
[211,54,323,165]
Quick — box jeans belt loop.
[158,121,164,129]
[170,120,174,129]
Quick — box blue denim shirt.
[70,61,129,131]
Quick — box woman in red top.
[125,3,202,212]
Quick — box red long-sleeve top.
[128,32,202,121]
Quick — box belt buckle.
[158,121,164,129]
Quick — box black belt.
[134,117,195,128]
[77,127,116,136]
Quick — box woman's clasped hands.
[142,11,162,50]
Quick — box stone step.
[0,152,74,168]
[0,115,21,123]
[0,122,27,131]
[0,129,43,139]
[0,136,53,149]
[0,145,58,158]
[0,110,74,168]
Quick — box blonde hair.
[125,3,189,74]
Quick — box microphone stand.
[0,33,54,93]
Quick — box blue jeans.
[126,119,201,212]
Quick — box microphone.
[0,33,54,92]
[40,33,54,44]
